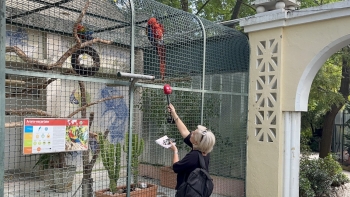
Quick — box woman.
[167,103,216,194]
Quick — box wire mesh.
[3,0,249,196]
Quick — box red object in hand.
[163,84,174,123]
[163,84,172,95]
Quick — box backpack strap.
[182,151,207,183]
[197,151,207,170]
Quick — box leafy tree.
[318,47,350,158]
[304,46,350,158]
[299,0,340,8]
[303,54,343,132]
[156,0,192,12]
[297,0,348,158]
[156,0,255,22]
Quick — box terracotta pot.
[160,166,177,189]
[95,183,158,197]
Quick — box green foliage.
[299,169,315,197]
[156,0,255,22]
[345,132,350,152]
[194,0,256,21]
[156,0,190,12]
[123,133,144,185]
[305,46,350,156]
[301,128,312,154]
[343,104,350,152]
[309,60,344,114]
[299,154,350,196]
[33,153,59,169]
[302,49,346,152]
[299,0,341,9]
[34,152,76,169]
[99,133,122,193]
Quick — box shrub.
[299,169,315,197]
[299,154,350,197]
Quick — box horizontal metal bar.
[5,69,130,86]
[95,13,183,33]
[5,21,140,50]
[8,0,73,20]
[7,0,131,32]
[5,69,248,96]
[28,0,127,24]
[134,83,248,96]
[117,72,155,80]
[55,5,129,25]
[6,20,73,37]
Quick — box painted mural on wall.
[99,86,129,144]
[48,80,129,144]
[6,27,38,59]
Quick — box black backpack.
[176,151,214,197]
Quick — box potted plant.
[123,133,158,196]
[95,133,157,197]
[95,133,122,196]
[33,152,77,192]
[33,153,57,189]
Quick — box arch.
[295,34,350,111]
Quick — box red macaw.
[147,18,166,80]
[68,130,85,146]
[77,24,93,41]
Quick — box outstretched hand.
[169,142,178,152]
[167,103,177,117]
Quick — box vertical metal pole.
[0,1,5,196]
[126,0,135,196]
[194,16,206,125]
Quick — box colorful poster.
[23,118,89,155]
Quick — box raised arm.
[168,103,190,139]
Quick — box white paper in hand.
[155,135,176,149]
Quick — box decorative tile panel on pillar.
[254,39,278,143]
[247,29,284,197]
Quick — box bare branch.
[88,112,94,130]
[81,38,114,47]
[5,79,26,85]
[78,81,87,118]
[242,2,256,12]
[5,108,57,117]
[196,0,211,15]
[73,0,91,45]
[5,122,23,128]
[67,95,123,118]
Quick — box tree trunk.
[319,51,349,158]
[181,0,188,12]
[319,105,342,158]
[231,0,243,20]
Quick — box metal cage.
[1,0,250,196]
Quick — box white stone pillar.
[283,111,301,197]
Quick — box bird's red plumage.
[147,18,166,80]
